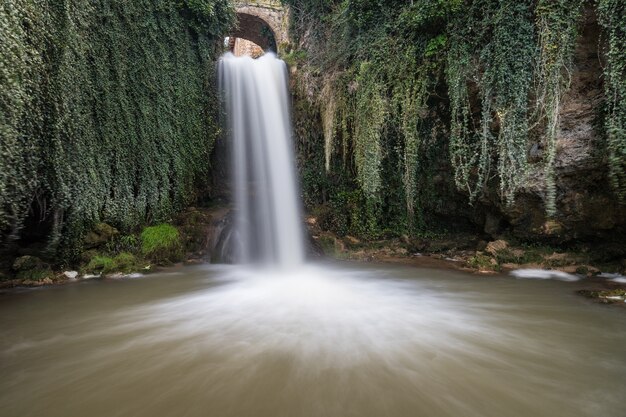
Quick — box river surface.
[1,262,625,417]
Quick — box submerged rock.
[578,289,626,304]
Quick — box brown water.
[1,262,625,417]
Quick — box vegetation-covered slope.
[287,0,625,242]
[0,0,233,259]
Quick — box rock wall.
[489,8,626,243]
[288,3,625,247]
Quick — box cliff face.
[287,1,626,247]
[490,8,625,243]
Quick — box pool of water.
[1,262,625,417]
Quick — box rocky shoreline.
[306,216,626,306]
[2,208,625,306]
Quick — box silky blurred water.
[1,262,625,417]
[219,52,305,266]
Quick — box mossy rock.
[176,209,213,254]
[84,223,119,249]
[105,234,141,254]
[494,248,543,265]
[84,252,143,275]
[141,224,183,264]
[85,256,116,275]
[17,268,54,281]
[112,252,142,273]
[12,256,53,281]
[12,255,44,272]
[578,289,626,304]
[575,265,589,275]
[80,249,100,264]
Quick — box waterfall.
[218,52,305,267]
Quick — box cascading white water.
[219,52,305,267]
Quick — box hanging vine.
[447,0,534,205]
[598,0,626,203]
[389,41,434,232]
[446,31,490,202]
[0,1,46,240]
[354,61,386,201]
[535,0,584,216]
[490,0,534,205]
[320,76,337,172]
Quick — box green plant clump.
[141,224,183,264]
[85,256,116,275]
[467,254,496,270]
[85,252,142,275]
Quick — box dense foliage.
[598,0,626,203]
[0,0,233,258]
[286,0,619,239]
[535,0,584,215]
[447,0,535,206]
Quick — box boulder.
[485,240,508,256]
[12,255,43,272]
[12,256,53,281]
[84,223,119,249]
[63,271,79,280]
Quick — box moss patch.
[141,224,183,264]
[84,252,143,275]
[85,256,116,275]
[112,252,141,273]
[16,268,53,281]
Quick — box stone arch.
[230,1,289,53]
[231,13,277,51]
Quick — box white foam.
[118,265,482,369]
[598,272,626,283]
[509,268,580,281]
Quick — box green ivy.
[447,0,535,205]
[0,1,46,240]
[288,0,606,240]
[0,0,233,259]
[354,61,386,201]
[598,0,626,203]
[535,0,584,216]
